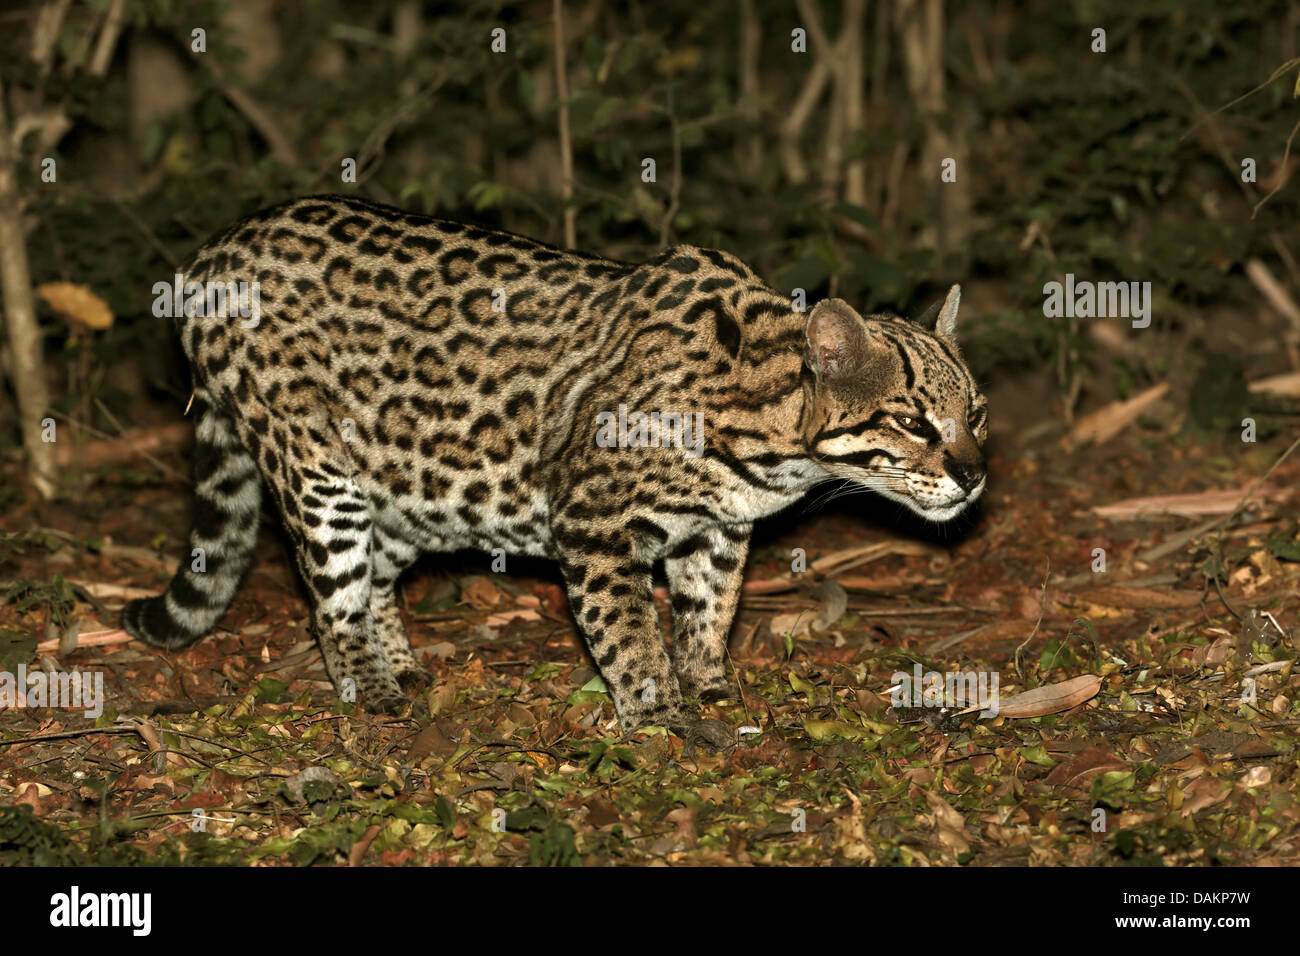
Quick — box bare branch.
[553,0,576,247]
[88,0,128,78]
[31,0,71,77]
[736,0,761,181]
[205,57,301,168]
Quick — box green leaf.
[788,672,817,695]
[255,677,289,704]
[1018,745,1056,767]
[467,181,510,211]
[583,34,603,80]
[803,718,869,741]
[1090,770,1136,806]
[0,628,35,674]
[529,822,579,866]
[1038,636,1074,671]
[774,255,831,295]
[300,778,337,805]
[1267,523,1300,562]
[517,68,535,109]
[846,253,903,304]
[505,806,549,831]
[831,202,878,231]
[434,795,456,831]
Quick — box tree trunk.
[894,0,969,252]
[0,81,57,499]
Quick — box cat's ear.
[805,298,869,381]
[914,284,961,339]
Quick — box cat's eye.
[896,415,928,435]
[968,407,987,429]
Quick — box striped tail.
[123,393,261,650]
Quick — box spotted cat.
[123,194,987,750]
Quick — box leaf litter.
[1,429,1298,866]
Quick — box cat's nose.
[946,457,985,494]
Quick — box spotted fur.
[123,195,987,746]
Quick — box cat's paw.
[366,695,407,715]
[679,717,735,756]
[693,681,738,703]
[396,668,433,694]
[365,691,425,717]
[676,667,736,703]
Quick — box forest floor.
[1,401,1298,866]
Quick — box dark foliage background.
[1,0,1297,456]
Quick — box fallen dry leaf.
[665,806,699,848]
[1043,745,1128,791]
[925,791,970,856]
[1190,634,1234,667]
[460,576,502,610]
[994,675,1102,719]
[1180,777,1231,817]
[1238,766,1272,789]
[406,721,459,765]
[484,608,541,627]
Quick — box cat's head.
[801,285,987,522]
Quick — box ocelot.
[123,194,987,750]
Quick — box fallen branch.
[1138,430,1300,562]
[1093,484,1292,520]
[1064,382,1170,447]
[811,539,938,576]
[1248,371,1300,397]
[1245,258,1300,330]
[35,627,133,654]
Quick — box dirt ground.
[1,384,1298,866]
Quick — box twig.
[1213,430,1300,533]
[1179,56,1300,144]
[1170,74,1256,206]
[351,68,450,186]
[111,199,178,268]
[0,726,137,749]
[1270,232,1300,292]
[204,57,300,168]
[781,1,835,184]
[54,409,186,482]
[1246,258,1300,331]
[1243,660,1290,678]
[1253,115,1300,219]
[450,740,562,770]
[1014,560,1051,677]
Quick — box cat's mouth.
[870,476,984,523]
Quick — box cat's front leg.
[664,522,750,701]
[551,523,733,752]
